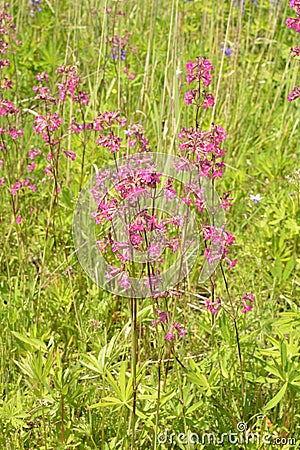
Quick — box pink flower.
[29,149,41,159]
[96,131,122,154]
[288,86,300,102]
[290,0,300,9]
[11,181,21,195]
[186,57,214,86]
[286,17,300,32]
[28,162,36,172]
[44,165,53,175]
[36,71,49,82]
[225,257,237,270]
[167,238,179,253]
[119,273,131,289]
[291,45,300,56]
[8,127,23,139]
[206,296,221,316]
[173,322,188,338]
[153,309,169,326]
[202,93,215,109]
[184,90,196,105]
[33,115,48,134]
[241,293,254,314]
[165,327,176,341]
[64,150,76,161]
[104,265,122,281]
[0,176,4,186]
[16,215,22,224]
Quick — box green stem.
[130,296,137,450]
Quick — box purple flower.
[250,194,263,204]
[241,293,254,314]
[30,0,42,15]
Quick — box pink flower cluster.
[184,57,215,108]
[152,309,188,341]
[205,293,255,316]
[177,123,227,180]
[94,110,126,154]
[124,124,150,152]
[56,65,89,105]
[181,56,255,317]
[203,227,236,269]
[11,179,36,195]
[286,0,300,33]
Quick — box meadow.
[0,0,300,448]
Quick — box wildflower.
[206,296,221,316]
[250,193,263,204]
[64,150,77,161]
[163,178,177,201]
[119,272,131,289]
[29,149,41,159]
[184,89,196,105]
[11,181,21,195]
[28,162,36,172]
[152,309,169,326]
[16,215,22,224]
[30,0,42,15]
[0,177,4,186]
[36,70,48,82]
[224,257,237,270]
[43,165,53,175]
[241,293,254,314]
[288,86,300,101]
[165,328,176,341]
[202,92,215,109]
[186,56,214,86]
[286,17,300,32]
[291,45,300,56]
[173,322,188,338]
[104,265,122,281]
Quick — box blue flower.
[30,0,42,15]
[110,47,126,62]
[250,194,263,204]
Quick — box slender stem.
[220,262,245,421]
[130,296,137,450]
[154,358,161,450]
[61,394,65,444]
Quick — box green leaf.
[11,331,47,352]
[90,397,123,409]
[186,401,204,415]
[263,382,288,411]
[282,258,295,282]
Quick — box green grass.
[0,0,299,449]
